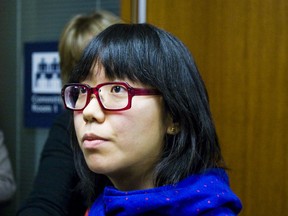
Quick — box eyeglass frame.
[61,82,161,111]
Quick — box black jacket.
[17,110,87,216]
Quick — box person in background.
[62,23,242,215]
[16,11,122,216]
[0,130,16,204]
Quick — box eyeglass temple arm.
[132,88,161,95]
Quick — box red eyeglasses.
[61,82,161,111]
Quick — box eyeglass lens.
[64,84,130,110]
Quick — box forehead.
[86,60,135,81]
[82,63,147,88]
[83,63,121,83]
[88,63,106,80]
[86,60,119,81]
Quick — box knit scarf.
[88,168,242,216]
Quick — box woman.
[62,23,242,215]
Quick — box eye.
[110,85,127,94]
[78,86,87,94]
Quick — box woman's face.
[74,64,172,190]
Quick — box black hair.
[69,23,225,205]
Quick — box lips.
[82,133,108,149]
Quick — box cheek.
[116,98,167,144]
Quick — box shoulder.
[175,168,242,215]
[48,110,72,138]
[52,110,72,126]
[179,168,230,187]
[41,110,73,154]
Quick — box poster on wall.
[24,42,63,128]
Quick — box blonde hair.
[58,10,122,84]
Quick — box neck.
[108,170,155,191]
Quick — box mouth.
[82,133,108,149]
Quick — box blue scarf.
[89,169,242,215]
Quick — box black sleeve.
[16,111,87,216]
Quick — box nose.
[82,95,105,123]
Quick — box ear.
[166,115,180,135]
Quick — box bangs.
[96,40,141,82]
[70,24,161,86]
